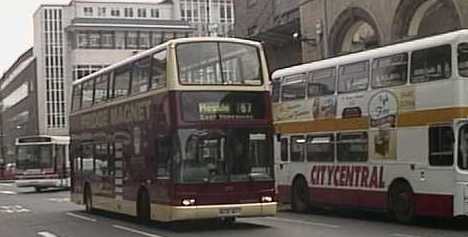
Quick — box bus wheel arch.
[387,178,415,223]
[84,182,93,213]
[137,186,151,223]
[291,174,310,213]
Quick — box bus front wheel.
[137,190,151,224]
[291,177,310,213]
[389,182,415,224]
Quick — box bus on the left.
[15,136,70,192]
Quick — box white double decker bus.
[272,29,468,223]
[15,136,71,192]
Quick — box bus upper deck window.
[411,45,451,83]
[458,43,468,77]
[338,61,369,93]
[271,79,281,102]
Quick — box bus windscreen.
[176,42,263,86]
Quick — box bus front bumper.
[156,202,278,222]
[15,178,64,188]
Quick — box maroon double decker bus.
[70,37,276,223]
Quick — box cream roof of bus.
[73,37,263,86]
[272,29,468,79]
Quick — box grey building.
[300,0,468,62]
[234,0,302,72]
[180,0,235,37]
[0,48,39,163]
[33,0,194,137]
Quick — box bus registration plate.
[219,207,241,216]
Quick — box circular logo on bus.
[368,90,398,128]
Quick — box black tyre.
[35,187,43,193]
[291,178,310,213]
[389,182,415,224]
[137,190,151,224]
[84,185,93,213]
[221,217,236,225]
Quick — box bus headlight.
[261,196,273,203]
[182,199,196,206]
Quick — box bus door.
[415,125,455,217]
[454,121,468,216]
[54,144,69,187]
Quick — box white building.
[180,0,235,36]
[33,0,193,136]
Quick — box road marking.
[264,217,340,229]
[391,234,422,237]
[0,183,13,186]
[0,205,31,213]
[48,198,70,203]
[0,191,16,195]
[66,212,97,222]
[37,231,58,237]
[113,224,164,237]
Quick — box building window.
[111,8,120,17]
[151,32,162,46]
[139,32,151,49]
[83,7,93,16]
[101,32,115,48]
[77,32,89,48]
[98,7,106,17]
[429,126,454,166]
[150,8,160,18]
[88,32,101,48]
[411,45,451,83]
[126,32,139,49]
[115,32,125,49]
[137,8,147,18]
[337,132,368,162]
[124,8,134,17]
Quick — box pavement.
[0,183,468,237]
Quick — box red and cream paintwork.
[273,30,468,218]
[70,37,277,222]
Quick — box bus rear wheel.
[291,178,310,213]
[389,182,415,224]
[137,190,151,224]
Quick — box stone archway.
[328,7,381,56]
[392,0,461,40]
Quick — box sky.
[0,0,70,75]
[0,0,165,76]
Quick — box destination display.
[181,92,266,121]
